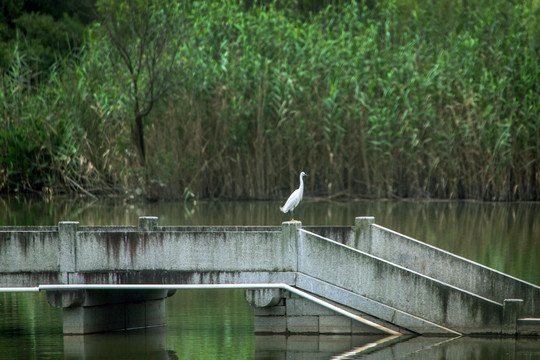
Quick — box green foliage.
[158,0,538,200]
[0,45,106,195]
[93,0,185,162]
[1,0,539,200]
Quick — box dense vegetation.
[0,1,91,77]
[1,0,539,200]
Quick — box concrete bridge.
[1,217,538,337]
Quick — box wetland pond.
[1,197,539,359]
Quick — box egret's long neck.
[298,175,304,193]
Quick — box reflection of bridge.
[1,217,538,337]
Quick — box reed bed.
[1,0,538,200]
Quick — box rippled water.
[1,197,539,358]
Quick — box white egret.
[280,172,307,221]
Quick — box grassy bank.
[1,0,539,200]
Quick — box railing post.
[281,221,301,271]
[502,299,523,335]
[58,221,80,278]
[352,216,374,250]
[138,216,158,231]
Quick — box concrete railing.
[0,219,291,287]
[297,228,504,335]
[353,217,540,319]
[1,217,537,336]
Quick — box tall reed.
[2,0,538,200]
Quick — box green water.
[0,197,539,358]
[0,290,255,359]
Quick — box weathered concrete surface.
[47,289,171,334]
[66,270,296,286]
[245,288,284,308]
[253,291,387,335]
[295,273,455,335]
[298,229,504,335]
[0,272,66,287]
[1,218,538,336]
[0,231,60,272]
[304,226,355,245]
[74,230,285,272]
[353,219,540,318]
[518,318,540,336]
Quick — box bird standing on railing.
[280,172,307,222]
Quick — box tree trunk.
[132,114,146,164]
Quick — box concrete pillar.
[245,289,284,308]
[248,222,302,333]
[352,216,374,250]
[58,221,79,275]
[138,216,159,231]
[47,289,85,308]
[249,289,287,334]
[249,291,384,335]
[281,221,302,271]
[502,299,523,335]
[47,289,170,334]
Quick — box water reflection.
[0,292,63,360]
[166,290,254,359]
[64,328,172,360]
[2,285,540,359]
[342,336,540,359]
[255,334,389,359]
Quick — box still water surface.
[1,196,539,359]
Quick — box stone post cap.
[138,216,159,231]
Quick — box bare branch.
[92,0,184,163]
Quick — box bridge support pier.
[246,290,385,335]
[47,289,175,334]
